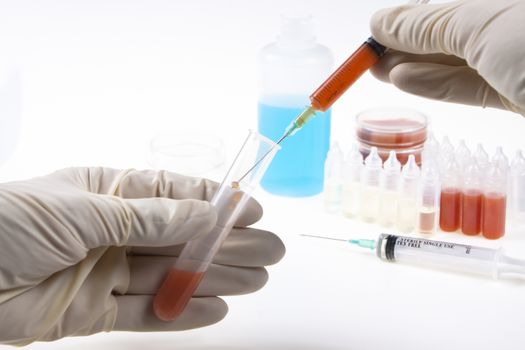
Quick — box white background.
[1,0,525,349]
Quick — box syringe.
[278,0,430,144]
[301,233,525,280]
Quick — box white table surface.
[1,0,525,349]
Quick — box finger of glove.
[370,2,470,57]
[129,227,286,267]
[388,62,506,110]
[82,196,217,248]
[370,50,466,83]
[96,169,263,227]
[114,295,227,331]
[127,256,268,296]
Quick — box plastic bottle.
[509,150,525,232]
[258,16,334,197]
[417,161,441,233]
[455,139,471,173]
[437,136,454,176]
[342,145,363,218]
[421,130,439,166]
[492,146,509,174]
[439,157,461,232]
[379,151,401,227]
[461,161,482,235]
[361,146,383,223]
[482,164,507,239]
[324,142,343,213]
[473,143,489,172]
[397,155,420,233]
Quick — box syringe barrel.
[310,37,385,112]
[376,234,500,278]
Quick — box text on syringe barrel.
[309,38,384,112]
[377,234,500,278]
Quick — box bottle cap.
[474,143,489,169]
[492,146,509,172]
[365,146,383,168]
[345,144,364,165]
[383,150,401,174]
[402,154,420,179]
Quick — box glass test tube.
[153,130,280,321]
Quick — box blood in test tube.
[482,193,506,239]
[440,187,461,232]
[461,189,482,235]
[153,269,206,321]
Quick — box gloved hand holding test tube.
[154,130,280,321]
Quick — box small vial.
[461,161,482,235]
[397,155,420,232]
[456,139,471,174]
[473,143,489,172]
[438,136,454,176]
[482,164,507,239]
[417,160,440,233]
[439,157,461,232]
[421,130,439,166]
[380,150,401,227]
[509,150,525,230]
[361,146,383,223]
[342,145,363,218]
[324,142,343,213]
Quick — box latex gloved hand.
[0,167,285,346]
[369,0,525,116]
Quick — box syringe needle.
[235,130,291,184]
[300,234,348,242]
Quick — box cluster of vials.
[324,134,525,239]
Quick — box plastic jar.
[356,107,428,165]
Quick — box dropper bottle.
[482,163,507,239]
[360,146,383,223]
[380,151,401,227]
[509,150,525,232]
[438,136,454,173]
[456,140,471,175]
[461,161,482,235]
[492,146,509,174]
[397,155,420,233]
[439,157,461,232]
[473,143,489,173]
[323,142,343,213]
[342,144,364,218]
[422,131,439,165]
[417,160,441,233]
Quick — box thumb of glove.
[82,195,218,249]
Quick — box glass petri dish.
[148,133,225,180]
[356,107,428,148]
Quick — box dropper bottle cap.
[511,150,525,173]
[383,150,401,174]
[325,142,343,179]
[441,155,460,188]
[456,139,471,168]
[474,143,489,170]
[402,154,420,179]
[440,136,454,156]
[345,144,364,165]
[422,131,439,164]
[364,146,383,169]
[492,146,509,173]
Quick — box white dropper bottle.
[417,160,441,234]
[361,146,383,223]
[323,142,344,213]
[380,151,401,227]
[342,144,364,218]
[397,155,421,232]
[509,150,525,232]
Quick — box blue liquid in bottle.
[258,101,331,197]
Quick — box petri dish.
[356,107,428,148]
[148,133,225,180]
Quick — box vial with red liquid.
[417,160,440,234]
[461,161,482,236]
[439,157,461,232]
[482,164,507,239]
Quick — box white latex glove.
[369,0,525,116]
[0,167,285,346]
